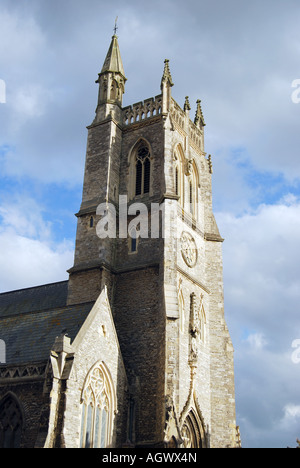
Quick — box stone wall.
[113,266,165,447]
[0,368,50,448]
[47,289,129,448]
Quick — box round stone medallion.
[180,232,197,268]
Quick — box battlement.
[122,95,204,152]
[123,94,163,126]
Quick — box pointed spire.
[194,99,206,127]
[101,34,126,79]
[161,59,174,88]
[94,33,126,122]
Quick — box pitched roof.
[0,281,94,365]
[0,281,69,318]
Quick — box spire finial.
[184,96,191,112]
[194,99,206,127]
[113,16,118,36]
[161,59,174,88]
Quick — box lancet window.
[173,145,184,206]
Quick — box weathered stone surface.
[0,34,238,449]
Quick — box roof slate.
[0,281,69,318]
[0,302,94,365]
[0,281,94,365]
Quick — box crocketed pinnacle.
[194,99,206,127]
[161,59,174,87]
[184,96,191,112]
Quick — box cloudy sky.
[1,0,300,448]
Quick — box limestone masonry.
[0,34,240,448]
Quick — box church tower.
[67,34,238,448]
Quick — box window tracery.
[135,144,151,196]
[181,411,202,448]
[80,362,115,449]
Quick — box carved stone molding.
[180,231,197,268]
[0,362,48,383]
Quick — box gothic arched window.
[0,393,23,448]
[135,144,151,197]
[173,145,184,207]
[186,159,199,220]
[181,410,206,448]
[80,362,116,449]
[110,80,118,101]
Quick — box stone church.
[0,34,240,449]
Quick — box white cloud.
[0,0,300,449]
[0,195,51,239]
[283,404,300,421]
[245,333,268,351]
[0,195,74,292]
[10,85,53,121]
[0,9,45,68]
[0,232,73,292]
[217,195,300,447]
[219,197,300,308]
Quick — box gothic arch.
[180,391,208,448]
[0,392,24,448]
[79,361,117,448]
[173,143,185,206]
[187,158,200,219]
[181,408,206,448]
[110,79,118,100]
[128,138,153,200]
